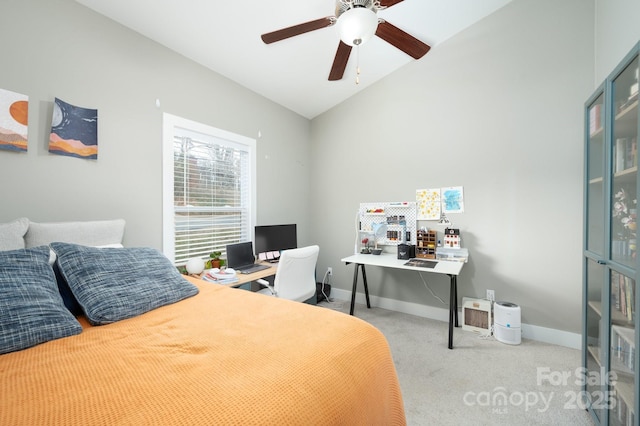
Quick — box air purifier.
[494,301,521,345]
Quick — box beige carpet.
[318,300,594,426]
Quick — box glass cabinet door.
[609,270,636,425]
[586,259,606,423]
[608,53,638,426]
[610,56,638,267]
[586,89,607,423]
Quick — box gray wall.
[309,0,595,334]
[2,0,637,335]
[595,0,640,83]
[0,0,312,249]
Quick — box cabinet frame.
[583,41,640,426]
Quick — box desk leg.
[349,264,371,316]
[360,264,371,309]
[448,274,459,350]
[349,264,359,315]
[454,275,459,327]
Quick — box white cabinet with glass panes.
[583,41,639,426]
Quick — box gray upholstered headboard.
[0,218,126,251]
[24,219,126,248]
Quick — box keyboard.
[237,264,271,274]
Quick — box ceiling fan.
[261,0,431,81]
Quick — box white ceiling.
[75,0,512,119]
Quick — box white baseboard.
[330,288,581,350]
[520,323,581,350]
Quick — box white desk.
[197,262,277,287]
[341,253,464,349]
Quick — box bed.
[0,218,405,425]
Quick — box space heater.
[494,301,521,345]
[462,297,492,335]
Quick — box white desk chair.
[256,245,319,302]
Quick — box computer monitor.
[254,224,297,260]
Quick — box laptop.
[226,241,271,274]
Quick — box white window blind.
[163,114,255,266]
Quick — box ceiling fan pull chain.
[356,44,361,84]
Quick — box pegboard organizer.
[359,202,417,247]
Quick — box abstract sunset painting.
[0,88,28,153]
[49,97,98,159]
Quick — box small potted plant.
[208,251,226,269]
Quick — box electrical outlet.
[327,267,333,276]
[486,289,495,302]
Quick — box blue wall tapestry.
[49,97,97,160]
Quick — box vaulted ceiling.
[76,0,512,119]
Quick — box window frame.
[162,113,256,265]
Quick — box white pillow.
[0,218,29,251]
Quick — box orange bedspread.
[1,277,405,425]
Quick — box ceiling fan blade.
[375,21,431,59]
[261,17,334,44]
[379,0,404,7]
[328,41,352,81]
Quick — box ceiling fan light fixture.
[337,7,379,46]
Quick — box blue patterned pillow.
[51,243,199,325]
[0,246,82,354]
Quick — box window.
[162,114,256,265]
